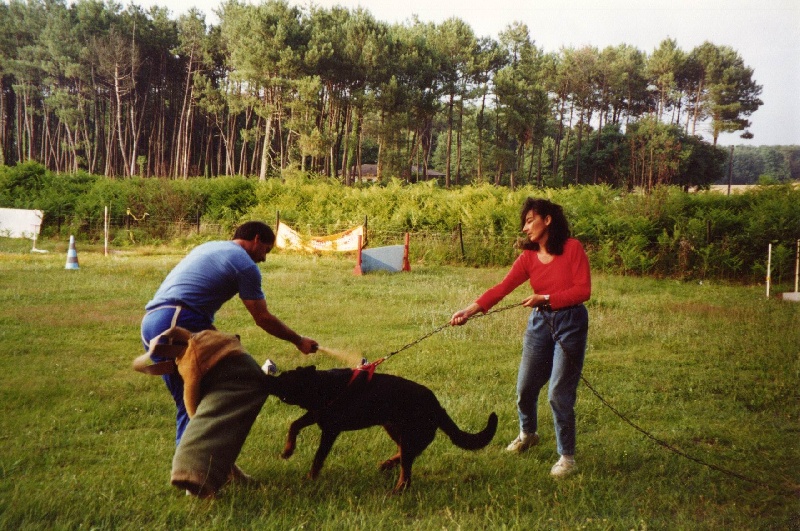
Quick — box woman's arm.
[451,254,530,325]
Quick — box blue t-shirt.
[145,240,265,322]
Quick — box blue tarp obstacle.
[353,233,410,275]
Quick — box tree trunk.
[594,107,604,184]
[526,142,535,185]
[536,144,543,187]
[175,53,194,178]
[259,111,273,181]
[477,88,487,182]
[574,114,583,185]
[341,104,352,185]
[456,96,463,185]
[377,110,384,180]
[559,104,574,185]
[0,78,7,166]
[278,104,288,171]
[113,64,131,177]
[355,107,363,183]
[690,77,704,136]
[552,95,566,178]
[445,92,453,188]
[130,90,145,177]
[406,129,418,182]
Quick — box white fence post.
[766,243,772,298]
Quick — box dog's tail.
[437,408,498,450]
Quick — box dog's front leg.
[309,429,339,479]
[282,412,316,459]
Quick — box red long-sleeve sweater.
[475,238,591,312]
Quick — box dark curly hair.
[233,221,275,245]
[518,197,571,255]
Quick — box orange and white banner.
[276,222,364,252]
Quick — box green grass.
[0,237,798,530]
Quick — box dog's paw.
[379,458,400,471]
[281,447,295,460]
[391,481,410,495]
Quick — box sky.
[125,0,800,146]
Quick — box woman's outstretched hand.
[450,303,481,326]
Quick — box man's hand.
[295,337,318,355]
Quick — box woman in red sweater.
[450,198,591,478]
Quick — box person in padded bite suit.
[141,221,318,497]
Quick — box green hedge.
[1,163,798,284]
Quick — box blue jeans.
[516,305,588,456]
[141,305,212,445]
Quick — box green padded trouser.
[170,354,270,495]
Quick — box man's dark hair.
[233,221,275,244]
[518,197,571,255]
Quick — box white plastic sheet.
[0,208,44,239]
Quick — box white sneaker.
[550,455,576,478]
[505,432,539,453]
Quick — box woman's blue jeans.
[516,304,588,456]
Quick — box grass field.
[0,237,798,530]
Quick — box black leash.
[535,307,796,496]
[370,302,797,496]
[578,374,789,491]
[366,301,525,369]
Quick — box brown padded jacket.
[134,326,247,417]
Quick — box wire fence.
[42,214,521,267]
[38,213,800,286]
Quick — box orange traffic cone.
[65,235,79,270]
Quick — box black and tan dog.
[266,365,498,493]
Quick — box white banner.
[276,222,363,252]
[0,208,44,239]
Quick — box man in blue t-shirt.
[141,221,318,497]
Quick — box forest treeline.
[0,0,771,188]
[2,162,798,284]
[723,145,800,185]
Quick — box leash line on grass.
[537,310,796,497]
[575,375,789,493]
[378,303,796,497]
